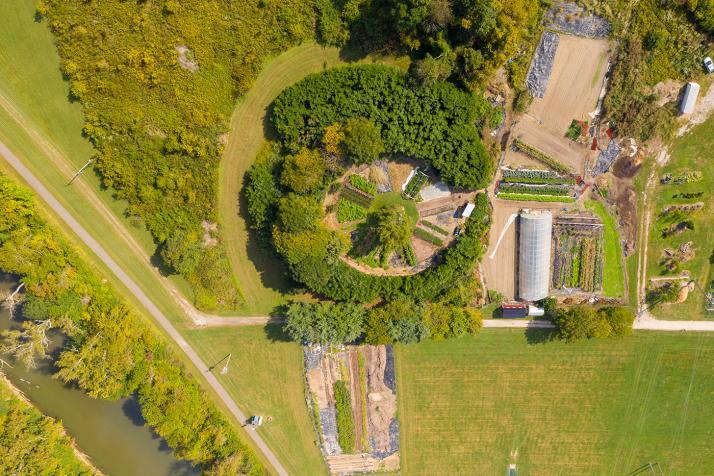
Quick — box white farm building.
[680,82,700,115]
[518,210,552,301]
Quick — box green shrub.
[333,381,355,453]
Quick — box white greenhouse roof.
[518,211,552,301]
[462,203,476,218]
[680,82,700,115]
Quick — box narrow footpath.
[0,141,289,476]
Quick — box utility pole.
[220,353,232,375]
[67,159,94,185]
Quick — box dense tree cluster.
[552,306,635,342]
[0,174,263,474]
[272,65,496,189]
[37,0,316,310]
[315,0,544,89]
[285,299,482,345]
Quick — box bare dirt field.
[529,35,611,132]
[504,35,611,176]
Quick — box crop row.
[413,227,444,246]
[502,169,574,184]
[337,198,368,223]
[348,174,377,196]
[340,187,373,207]
[512,138,574,175]
[497,193,576,203]
[419,220,450,236]
[499,183,572,196]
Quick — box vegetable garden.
[552,214,605,293]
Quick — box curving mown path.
[219,42,407,314]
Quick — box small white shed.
[680,82,700,115]
[462,202,476,218]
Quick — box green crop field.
[646,115,714,320]
[184,326,326,476]
[396,330,714,475]
[586,200,625,298]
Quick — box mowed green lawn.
[646,115,714,320]
[184,326,326,476]
[396,330,714,475]
[586,200,625,298]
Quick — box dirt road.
[0,140,289,476]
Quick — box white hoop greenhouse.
[518,211,552,301]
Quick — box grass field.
[370,191,420,224]
[396,330,714,475]
[184,326,326,476]
[586,199,625,297]
[218,42,409,314]
[646,116,714,320]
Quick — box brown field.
[504,35,611,176]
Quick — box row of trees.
[551,306,635,342]
[0,174,263,474]
[38,0,317,310]
[284,298,482,345]
[271,65,497,189]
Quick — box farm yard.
[396,330,714,476]
[304,344,400,474]
[645,115,714,319]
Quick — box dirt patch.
[387,161,415,192]
[175,45,199,73]
[611,150,643,179]
[201,220,219,247]
[528,35,611,133]
[651,79,684,107]
[363,345,399,457]
[605,178,637,252]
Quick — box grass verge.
[586,199,625,297]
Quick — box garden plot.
[552,213,604,293]
[506,34,610,176]
[304,345,400,474]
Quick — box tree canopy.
[552,306,635,342]
[271,65,495,189]
[340,117,385,164]
[284,301,365,344]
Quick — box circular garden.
[245,64,497,303]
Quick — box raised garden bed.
[497,193,576,203]
[348,174,377,196]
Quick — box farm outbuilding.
[501,302,529,318]
[462,202,476,218]
[518,211,553,301]
[680,82,700,115]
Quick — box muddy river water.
[0,275,198,475]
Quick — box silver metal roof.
[518,211,552,301]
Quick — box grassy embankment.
[396,330,714,475]
[0,2,324,471]
[585,199,625,297]
[646,116,714,319]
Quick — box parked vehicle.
[704,57,714,74]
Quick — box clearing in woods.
[396,330,714,475]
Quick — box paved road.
[0,142,289,476]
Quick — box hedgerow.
[512,139,573,175]
[271,65,495,189]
